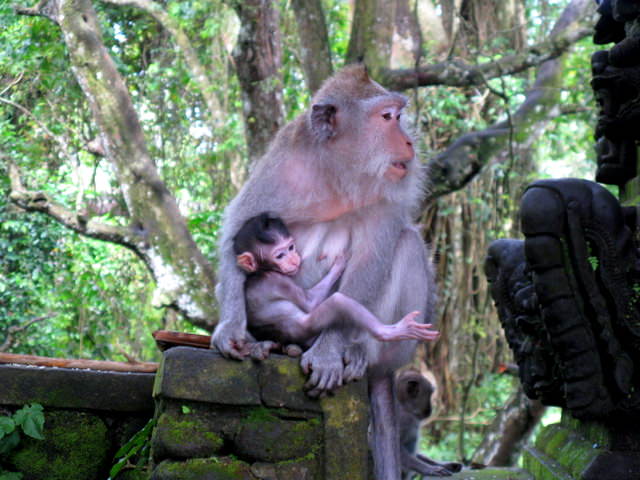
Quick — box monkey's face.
[267,236,301,276]
[360,95,415,184]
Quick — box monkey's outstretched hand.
[211,322,248,360]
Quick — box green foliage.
[420,374,515,461]
[108,418,156,480]
[0,404,45,479]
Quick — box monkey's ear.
[237,253,258,273]
[311,103,337,140]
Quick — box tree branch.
[9,187,141,249]
[15,0,219,326]
[0,314,56,352]
[14,0,59,23]
[383,25,592,90]
[424,0,594,201]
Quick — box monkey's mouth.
[392,161,408,171]
[387,161,409,180]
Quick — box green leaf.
[14,404,45,440]
[0,470,24,480]
[0,417,16,439]
[0,431,20,455]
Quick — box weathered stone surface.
[152,457,256,480]
[526,415,640,480]
[152,410,225,460]
[250,458,319,480]
[0,364,154,412]
[423,468,534,480]
[320,379,369,480]
[6,410,111,480]
[154,347,261,405]
[233,408,321,462]
[152,348,369,480]
[258,356,322,412]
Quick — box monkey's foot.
[343,342,367,382]
[301,341,345,397]
[416,454,462,474]
[403,452,460,477]
[283,344,303,357]
[383,312,440,342]
[245,340,280,360]
[211,324,249,360]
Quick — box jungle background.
[0,0,600,467]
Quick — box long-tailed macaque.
[234,213,440,347]
[212,64,437,479]
[396,370,463,478]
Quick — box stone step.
[523,445,574,480]
[422,467,534,480]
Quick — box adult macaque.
[234,213,440,347]
[212,64,436,479]
[396,370,463,478]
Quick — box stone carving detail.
[487,179,640,419]
[485,0,640,421]
[592,0,640,186]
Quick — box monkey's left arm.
[305,254,346,309]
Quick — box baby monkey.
[233,213,439,350]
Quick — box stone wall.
[0,348,371,480]
[0,362,155,480]
[151,347,369,480]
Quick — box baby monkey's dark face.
[264,235,301,276]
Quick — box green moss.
[234,409,321,462]
[154,457,254,480]
[7,410,110,480]
[153,411,224,459]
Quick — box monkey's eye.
[276,252,285,259]
[396,113,401,120]
[289,244,295,251]
[382,112,393,121]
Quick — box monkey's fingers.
[226,340,248,360]
[283,344,303,357]
[343,343,367,382]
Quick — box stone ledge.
[0,363,154,412]
[423,467,534,480]
[152,347,369,480]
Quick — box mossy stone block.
[154,347,261,405]
[152,457,255,480]
[152,411,224,460]
[320,379,369,480]
[0,364,154,412]
[522,446,574,480]
[6,410,111,480]
[258,356,322,412]
[233,408,321,462]
[423,467,534,479]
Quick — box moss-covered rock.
[6,410,111,480]
[233,408,321,462]
[423,467,534,479]
[152,457,256,480]
[152,411,224,460]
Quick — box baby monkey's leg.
[300,293,438,343]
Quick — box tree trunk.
[472,385,546,466]
[425,0,593,201]
[15,0,218,328]
[347,0,396,75]
[227,0,285,163]
[290,0,333,94]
